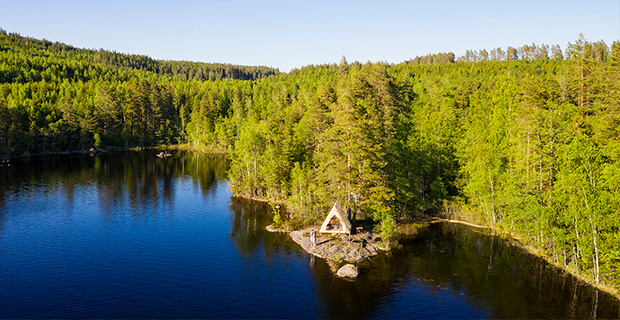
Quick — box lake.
[1,150,619,319]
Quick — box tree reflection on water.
[228,198,620,319]
[0,150,229,218]
[2,151,618,319]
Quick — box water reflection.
[227,198,620,319]
[2,152,619,319]
[388,223,620,319]
[228,197,292,256]
[0,150,229,222]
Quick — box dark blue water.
[0,151,618,319]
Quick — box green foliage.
[333,252,341,262]
[0,31,277,156]
[378,215,397,241]
[272,212,282,226]
[93,132,101,149]
[3,30,620,291]
[268,202,282,227]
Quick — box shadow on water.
[418,223,620,319]
[229,197,296,257]
[355,222,620,319]
[229,198,620,319]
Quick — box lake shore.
[167,144,229,155]
[0,143,227,161]
[434,217,620,300]
[269,214,620,299]
[0,146,165,161]
[268,224,390,264]
[179,163,620,300]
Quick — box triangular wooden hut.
[319,201,352,235]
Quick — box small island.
[288,226,386,264]
[267,201,402,277]
[267,222,390,279]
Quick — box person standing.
[310,230,317,247]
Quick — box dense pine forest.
[1,29,620,293]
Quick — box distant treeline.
[0,29,280,82]
[1,30,620,293]
[406,38,613,64]
[406,52,455,65]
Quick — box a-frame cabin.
[319,201,352,235]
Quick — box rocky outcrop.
[266,224,284,232]
[336,264,359,278]
[289,227,385,264]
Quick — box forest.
[1,29,619,293]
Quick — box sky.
[1,0,618,72]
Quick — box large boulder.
[336,264,359,278]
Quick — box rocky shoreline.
[268,224,390,278]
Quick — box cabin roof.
[319,201,352,235]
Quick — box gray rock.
[336,264,359,278]
[289,227,383,264]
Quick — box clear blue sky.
[1,0,618,72]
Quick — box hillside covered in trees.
[1,30,620,293]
